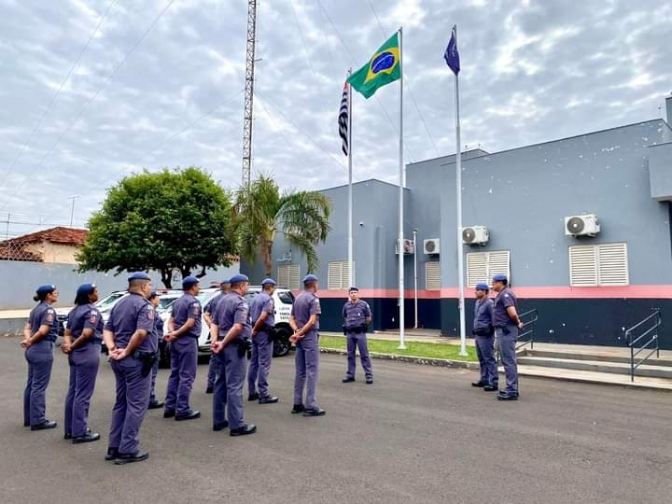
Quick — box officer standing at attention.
[62,283,103,443]
[210,274,256,436]
[471,283,497,392]
[163,276,202,421]
[22,284,60,431]
[491,274,524,401]
[204,278,230,394]
[147,291,165,410]
[289,274,325,417]
[103,272,156,464]
[247,278,279,404]
[341,287,373,385]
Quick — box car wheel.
[273,328,292,357]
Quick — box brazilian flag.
[348,32,401,99]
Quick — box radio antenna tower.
[242,0,258,188]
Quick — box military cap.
[36,284,56,295]
[76,283,96,297]
[182,276,200,288]
[261,278,277,286]
[229,273,249,284]
[128,272,151,281]
[303,274,318,283]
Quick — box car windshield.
[158,297,178,309]
[96,292,125,310]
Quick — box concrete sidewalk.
[322,330,672,391]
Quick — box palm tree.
[235,174,331,277]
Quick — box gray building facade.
[244,97,672,348]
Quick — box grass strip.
[319,335,478,362]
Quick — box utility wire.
[0,0,177,212]
[366,0,440,158]
[0,0,119,188]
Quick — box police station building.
[245,96,672,349]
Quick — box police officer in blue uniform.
[62,283,103,443]
[148,290,165,410]
[290,274,325,417]
[103,272,156,464]
[22,284,60,431]
[204,278,230,394]
[491,274,523,401]
[341,287,373,384]
[471,283,497,391]
[210,273,256,436]
[247,278,279,404]
[163,276,202,421]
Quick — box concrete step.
[517,355,672,379]
[520,348,672,367]
[516,365,672,391]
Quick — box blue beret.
[492,274,508,282]
[182,276,200,288]
[36,284,56,295]
[229,274,249,284]
[128,272,151,281]
[76,283,96,297]
[149,290,159,298]
[475,283,489,291]
[261,278,277,286]
[348,286,359,292]
[221,278,230,284]
[303,274,318,283]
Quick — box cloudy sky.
[0,0,671,237]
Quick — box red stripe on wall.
[313,286,672,300]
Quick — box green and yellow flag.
[348,32,401,99]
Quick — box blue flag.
[444,27,460,75]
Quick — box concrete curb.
[319,347,672,392]
[319,347,480,370]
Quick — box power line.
[254,91,351,176]
[0,0,177,212]
[0,0,119,188]
[366,0,440,158]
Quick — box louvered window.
[425,261,441,290]
[466,250,511,288]
[327,261,352,290]
[569,243,628,287]
[277,265,300,290]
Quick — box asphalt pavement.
[1,337,671,504]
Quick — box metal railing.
[625,308,662,382]
[515,309,538,352]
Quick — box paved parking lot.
[1,337,671,504]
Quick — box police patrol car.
[159,285,295,368]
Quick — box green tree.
[235,174,331,277]
[78,167,235,288]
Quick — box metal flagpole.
[347,68,354,288]
[398,26,406,350]
[413,227,418,329]
[453,25,467,356]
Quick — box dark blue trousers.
[109,357,151,455]
[64,343,100,437]
[24,341,54,426]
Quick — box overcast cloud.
[0,0,671,237]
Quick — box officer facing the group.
[62,283,103,443]
[148,291,164,410]
[471,283,497,392]
[204,278,230,394]
[491,274,524,401]
[103,272,156,464]
[341,287,373,385]
[163,276,202,421]
[247,278,279,404]
[210,273,256,436]
[22,284,60,431]
[289,274,325,417]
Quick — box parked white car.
[161,286,296,360]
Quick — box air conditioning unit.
[395,239,415,255]
[565,214,600,237]
[462,226,489,245]
[423,238,440,255]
